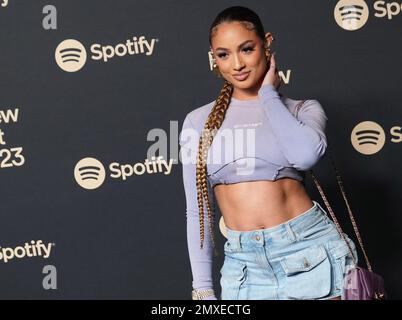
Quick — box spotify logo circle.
[55,39,87,72]
[219,216,228,239]
[74,157,106,189]
[334,0,369,31]
[351,121,385,155]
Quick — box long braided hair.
[197,6,269,250]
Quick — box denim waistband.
[225,200,330,248]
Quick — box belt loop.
[236,233,241,250]
[285,224,297,242]
[228,233,241,251]
[315,200,328,217]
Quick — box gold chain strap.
[295,100,373,272]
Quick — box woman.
[179,6,358,300]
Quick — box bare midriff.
[213,178,314,231]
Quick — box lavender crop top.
[179,83,328,293]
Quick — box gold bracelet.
[191,289,215,300]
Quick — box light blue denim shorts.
[220,200,358,300]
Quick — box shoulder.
[183,100,216,131]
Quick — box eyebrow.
[215,40,255,51]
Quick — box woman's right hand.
[262,52,282,90]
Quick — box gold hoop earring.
[208,50,222,78]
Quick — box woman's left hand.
[262,53,282,89]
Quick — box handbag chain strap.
[294,100,372,272]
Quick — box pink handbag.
[295,100,387,300]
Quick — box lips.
[233,71,250,81]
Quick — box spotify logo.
[55,39,87,72]
[74,157,106,190]
[351,121,385,155]
[334,0,369,30]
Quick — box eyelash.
[217,46,254,59]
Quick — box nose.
[232,53,245,70]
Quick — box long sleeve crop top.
[179,83,328,294]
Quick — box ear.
[209,47,215,59]
[265,32,274,46]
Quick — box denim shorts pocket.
[220,256,247,300]
[297,218,336,241]
[280,244,331,299]
[327,234,358,293]
[223,240,247,253]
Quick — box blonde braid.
[196,80,234,250]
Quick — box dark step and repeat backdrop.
[0,0,401,299]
